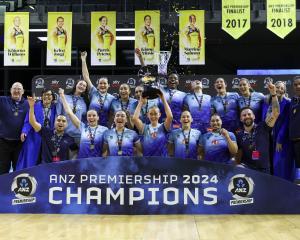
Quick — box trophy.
[138,65,160,99]
[136,48,171,99]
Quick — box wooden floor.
[0,214,299,240]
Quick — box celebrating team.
[1,51,300,183]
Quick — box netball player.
[183,79,211,133]
[81,51,115,127]
[199,114,237,164]
[211,77,239,132]
[132,90,172,156]
[168,111,201,160]
[59,88,108,158]
[102,110,142,157]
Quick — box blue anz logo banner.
[0,157,299,214]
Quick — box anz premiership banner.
[1,157,300,214]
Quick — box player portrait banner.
[179,10,205,65]
[135,10,160,65]
[0,157,300,214]
[91,12,116,66]
[221,0,251,39]
[267,0,296,39]
[4,12,29,66]
[47,12,72,66]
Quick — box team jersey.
[40,127,76,163]
[14,28,24,49]
[237,92,265,123]
[56,94,87,139]
[57,27,66,49]
[211,92,239,132]
[144,27,155,49]
[183,93,211,133]
[89,86,115,127]
[168,128,201,160]
[160,87,187,128]
[200,131,236,164]
[77,123,108,158]
[142,123,169,156]
[187,26,200,48]
[110,97,138,116]
[104,128,140,156]
[236,122,272,171]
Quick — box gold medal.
[294,109,297,114]
[117,150,122,156]
[14,111,18,116]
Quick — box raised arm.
[135,48,145,67]
[265,83,280,127]
[132,97,147,134]
[221,129,238,156]
[28,96,41,132]
[81,51,93,90]
[58,88,80,129]
[158,90,173,131]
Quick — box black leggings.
[293,140,300,168]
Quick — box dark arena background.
[0,1,300,240]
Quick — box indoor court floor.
[0,214,299,240]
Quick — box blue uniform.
[110,97,138,116]
[78,123,108,158]
[0,96,29,140]
[160,87,186,128]
[236,122,272,173]
[89,86,115,127]
[168,128,201,160]
[17,101,56,170]
[104,128,140,156]
[211,92,240,132]
[237,92,265,123]
[0,96,29,174]
[183,93,211,133]
[56,94,87,139]
[40,128,77,163]
[200,131,236,164]
[142,123,169,156]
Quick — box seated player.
[27,96,77,163]
[199,114,237,164]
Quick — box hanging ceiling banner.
[4,12,29,66]
[179,10,205,65]
[47,12,72,66]
[222,0,251,39]
[91,12,116,66]
[135,11,160,65]
[267,0,296,39]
